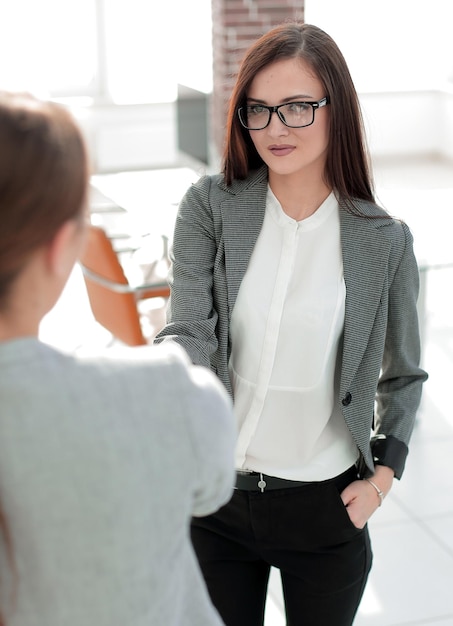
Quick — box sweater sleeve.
[177,358,236,516]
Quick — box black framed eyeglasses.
[237,96,330,130]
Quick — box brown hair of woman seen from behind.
[223,22,374,210]
[0,91,89,624]
[0,91,89,311]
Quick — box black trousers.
[191,466,372,626]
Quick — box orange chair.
[79,225,170,346]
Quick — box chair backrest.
[80,225,148,346]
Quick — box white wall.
[440,90,453,161]
[304,0,453,94]
[361,91,444,158]
[306,0,453,162]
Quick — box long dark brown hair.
[0,91,89,622]
[222,22,375,208]
[0,91,89,311]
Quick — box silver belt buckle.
[258,473,266,492]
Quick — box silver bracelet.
[365,478,385,506]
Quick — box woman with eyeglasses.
[155,22,427,626]
[0,91,236,626]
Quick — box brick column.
[211,0,305,164]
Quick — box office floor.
[40,155,453,626]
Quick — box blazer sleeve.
[373,221,428,477]
[154,176,220,368]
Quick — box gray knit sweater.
[0,338,235,625]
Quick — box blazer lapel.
[219,169,268,318]
[339,205,392,394]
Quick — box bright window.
[0,0,97,98]
[0,0,212,103]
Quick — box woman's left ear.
[46,220,83,279]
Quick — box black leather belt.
[235,465,358,493]
[235,472,309,492]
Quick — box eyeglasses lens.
[241,103,315,130]
[279,103,313,128]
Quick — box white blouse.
[229,187,358,481]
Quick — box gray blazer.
[155,166,428,479]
